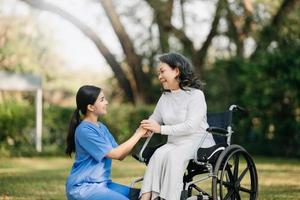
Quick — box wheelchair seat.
[197,143,228,164]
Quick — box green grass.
[0,156,299,200]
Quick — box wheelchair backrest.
[207,111,232,144]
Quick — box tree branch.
[224,0,244,57]
[179,0,186,31]
[242,0,254,39]
[19,0,135,103]
[194,0,224,75]
[252,0,300,57]
[100,0,152,103]
[170,25,194,55]
[146,0,174,52]
[271,0,298,28]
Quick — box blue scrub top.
[66,121,118,191]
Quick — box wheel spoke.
[232,192,236,200]
[226,171,230,182]
[236,191,241,200]
[213,147,258,200]
[223,189,234,200]
[222,181,234,188]
[220,162,236,199]
[239,186,253,194]
[238,166,249,182]
[226,165,234,181]
[233,153,240,180]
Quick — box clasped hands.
[140,119,161,138]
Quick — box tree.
[146,0,224,76]
[205,0,300,157]
[17,0,300,104]
[18,0,225,103]
[0,14,64,87]
[18,0,137,103]
[0,14,84,105]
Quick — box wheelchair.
[131,105,258,200]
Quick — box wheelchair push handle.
[229,104,248,115]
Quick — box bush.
[0,100,35,156]
[102,104,154,142]
[205,45,300,157]
[42,105,74,154]
[0,101,154,156]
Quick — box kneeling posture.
[65,85,146,200]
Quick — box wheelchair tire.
[212,145,258,200]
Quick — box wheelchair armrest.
[132,132,165,164]
[139,133,154,161]
[132,133,155,163]
[132,153,140,161]
[206,127,228,135]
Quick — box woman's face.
[157,62,180,90]
[91,91,108,116]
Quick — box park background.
[0,0,299,199]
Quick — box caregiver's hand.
[140,119,161,134]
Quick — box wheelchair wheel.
[212,145,258,200]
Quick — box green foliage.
[42,105,74,152]
[0,15,77,104]
[0,101,154,156]
[0,100,35,156]
[206,45,300,157]
[102,104,154,142]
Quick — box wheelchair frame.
[131,105,258,200]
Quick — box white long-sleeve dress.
[140,88,215,200]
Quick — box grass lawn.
[0,156,299,200]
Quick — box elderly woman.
[140,52,215,200]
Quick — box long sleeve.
[149,96,163,125]
[161,90,207,136]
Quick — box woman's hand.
[107,126,149,160]
[142,130,153,138]
[135,126,148,137]
[140,119,161,133]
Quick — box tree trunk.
[224,0,245,57]
[193,0,224,77]
[146,0,223,78]
[147,0,174,53]
[19,0,136,103]
[100,0,153,104]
